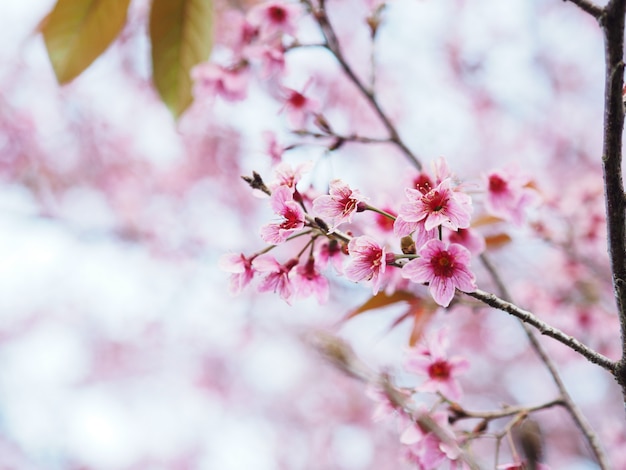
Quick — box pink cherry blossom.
[218,253,255,294]
[316,239,344,274]
[191,62,249,102]
[402,240,476,307]
[260,185,305,244]
[247,1,301,39]
[253,255,298,304]
[345,236,391,294]
[313,179,367,230]
[365,383,411,422]
[400,405,461,468]
[293,257,329,303]
[262,131,284,165]
[485,166,537,225]
[248,44,286,79]
[396,179,472,233]
[279,84,320,128]
[270,160,313,190]
[447,227,486,256]
[405,329,470,400]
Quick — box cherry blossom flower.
[313,179,367,230]
[263,131,284,165]
[365,382,412,423]
[279,84,320,128]
[253,255,298,304]
[405,329,470,400]
[293,257,329,303]
[260,185,305,244]
[218,253,255,294]
[400,405,461,468]
[270,160,313,190]
[248,44,286,79]
[447,227,485,256]
[316,239,344,274]
[402,240,476,307]
[396,179,472,234]
[345,236,392,294]
[373,205,396,233]
[191,62,249,102]
[485,167,537,225]
[247,1,301,39]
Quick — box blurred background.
[0,0,620,469]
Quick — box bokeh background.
[0,0,621,468]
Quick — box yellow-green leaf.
[42,0,132,83]
[150,0,213,118]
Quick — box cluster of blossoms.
[363,329,549,470]
[191,0,320,128]
[221,157,537,308]
[210,3,547,467]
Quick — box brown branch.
[564,0,604,18]
[451,399,564,422]
[599,0,626,404]
[477,254,612,469]
[306,1,423,171]
[466,288,615,372]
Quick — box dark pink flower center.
[289,91,306,108]
[414,173,434,194]
[280,207,302,229]
[268,5,287,23]
[428,360,451,380]
[339,195,358,216]
[489,174,507,193]
[367,247,384,267]
[376,211,395,232]
[424,189,447,213]
[302,258,318,280]
[430,251,455,278]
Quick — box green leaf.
[42,0,132,83]
[150,0,213,118]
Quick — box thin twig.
[477,254,611,469]
[293,129,392,144]
[466,288,614,371]
[452,399,565,422]
[564,0,604,18]
[307,2,423,170]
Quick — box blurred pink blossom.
[218,253,255,294]
[191,62,250,102]
[253,255,298,304]
[293,257,329,303]
[247,1,302,39]
[405,329,470,400]
[485,167,537,225]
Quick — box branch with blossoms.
[312,331,565,470]
[208,0,623,467]
[466,289,614,371]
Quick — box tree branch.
[466,288,615,371]
[478,254,611,469]
[599,0,626,402]
[306,1,423,171]
[564,0,604,18]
